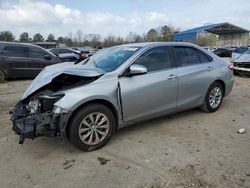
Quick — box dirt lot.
[0,77,249,188]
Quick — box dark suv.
[0,42,69,82]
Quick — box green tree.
[146,29,158,42]
[19,32,29,42]
[161,25,173,41]
[196,33,217,46]
[57,36,64,43]
[33,33,44,42]
[46,34,55,42]
[0,31,15,41]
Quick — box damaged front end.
[10,93,65,144]
[10,63,105,144]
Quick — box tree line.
[0,25,217,47]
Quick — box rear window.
[1,45,28,58]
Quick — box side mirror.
[128,64,147,76]
[44,54,52,60]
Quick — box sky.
[0,0,250,39]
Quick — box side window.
[133,47,172,72]
[174,47,200,67]
[1,46,28,58]
[60,49,72,54]
[50,49,60,54]
[27,47,47,58]
[198,50,212,63]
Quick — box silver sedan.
[11,42,234,151]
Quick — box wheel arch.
[214,79,226,96]
[65,99,120,139]
[0,66,7,76]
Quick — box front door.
[26,46,55,77]
[119,46,178,122]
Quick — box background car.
[213,48,232,57]
[48,48,87,62]
[232,49,250,76]
[232,46,250,60]
[0,42,74,82]
[203,47,217,52]
[73,46,96,57]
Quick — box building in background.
[34,41,57,49]
[174,22,250,46]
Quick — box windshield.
[234,47,249,54]
[81,46,141,72]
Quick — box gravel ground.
[0,77,249,188]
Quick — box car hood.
[22,62,105,100]
[234,54,250,63]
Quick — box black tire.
[0,69,5,82]
[68,103,115,151]
[200,82,224,113]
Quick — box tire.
[0,69,5,82]
[200,82,224,113]
[68,103,115,151]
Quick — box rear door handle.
[206,66,214,71]
[168,74,177,80]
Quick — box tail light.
[80,53,87,59]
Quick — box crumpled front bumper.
[11,114,37,144]
[10,102,67,144]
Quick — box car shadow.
[112,107,204,141]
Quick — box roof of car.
[118,42,197,48]
[0,41,41,47]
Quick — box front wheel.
[201,82,224,112]
[68,104,115,151]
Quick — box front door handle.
[168,74,177,80]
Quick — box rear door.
[0,45,32,78]
[119,46,178,122]
[173,46,215,110]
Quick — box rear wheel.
[0,69,5,82]
[201,82,224,112]
[68,104,115,151]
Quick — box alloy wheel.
[209,87,222,109]
[78,112,110,145]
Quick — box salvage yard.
[0,77,250,188]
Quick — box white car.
[232,46,250,60]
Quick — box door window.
[1,46,28,58]
[60,49,73,54]
[198,51,212,63]
[174,47,200,67]
[27,47,47,58]
[50,49,60,54]
[133,46,173,72]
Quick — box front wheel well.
[65,99,119,138]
